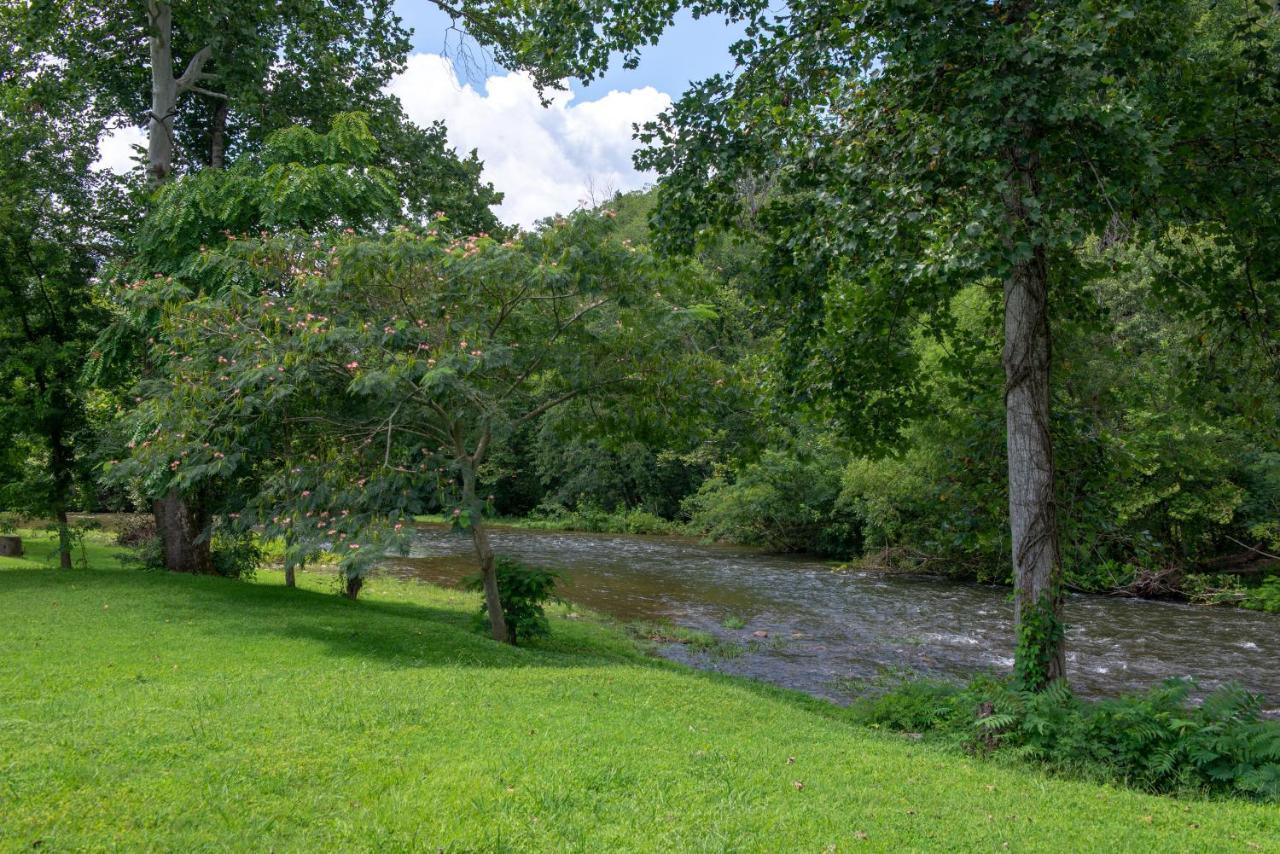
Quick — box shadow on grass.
[0,563,865,731]
[0,566,635,672]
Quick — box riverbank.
[36,511,1279,612]
[414,507,684,536]
[414,510,1280,613]
[4,531,1278,849]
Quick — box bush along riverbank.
[851,675,1280,803]
[3,529,1279,850]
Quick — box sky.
[94,6,744,228]
[390,3,744,226]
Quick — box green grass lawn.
[0,527,130,572]
[2,531,1277,851]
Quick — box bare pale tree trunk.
[145,1,216,184]
[1002,147,1066,689]
[461,459,511,644]
[146,1,178,184]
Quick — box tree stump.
[0,536,24,557]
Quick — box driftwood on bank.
[1118,565,1183,599]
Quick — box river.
[382,525,1280,708]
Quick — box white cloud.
[92,124,147,173]
[387,54,670,227]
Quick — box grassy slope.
[2,534,1277,851]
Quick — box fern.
[851,675,1280,803]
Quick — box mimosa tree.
[126,203,712,641]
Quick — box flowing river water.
[382,525,1280,708]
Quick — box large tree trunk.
[1002,151,1066,688]
[1003,267,1066,687]
[145,2,218,569]
[154,489,214,573]
[344,574,363,600]
[461,462,511,644]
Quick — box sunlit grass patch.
[2,548,1278,850]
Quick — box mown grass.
[0,527,129,572]
[2,531,1278,851]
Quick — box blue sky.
[394,4,744,99]
[386,2,746,225]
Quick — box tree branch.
[188,86,228,100]
[175,45,214,95]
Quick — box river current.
[382,525,1279,708]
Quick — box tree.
[0,10,120,566]
[125,184,710,637]
[635,0,1279,687]
[100,112,412,582]
[45,0,504,572]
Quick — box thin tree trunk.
[48,418,74,570]
[471,515,512,644]
[461,462,511,643]
[56,509,72,570]
[284,556,297,588]
[1002,148,1066,688]
[209,100,228,169]
[344,574,363,600]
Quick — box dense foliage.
[0,9,122,566]
[108,114,717,639]
[438,192,1280,610]
[854,677,1280,803]
[634,0,1280,684]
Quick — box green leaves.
[128,142,708,576]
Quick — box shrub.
[120,522,261,579]
[1243,576,1280,613]
[210,530,262,579]
[116,517,157,548]
[683,448,861,556]
[852,677,1280,802]
[121,526,166,570]
[466,557,561,645]
[849,678,961,733]
[527,503,682,536]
